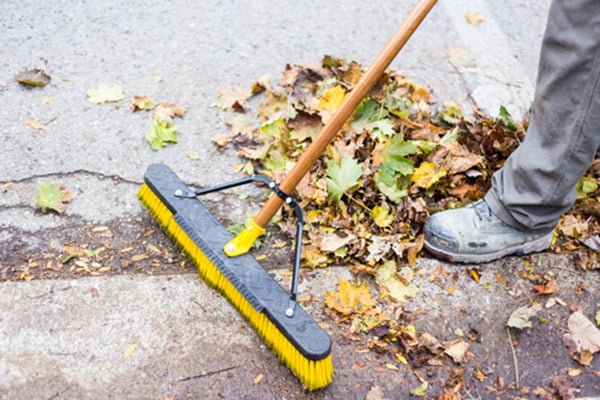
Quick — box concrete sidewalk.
[10,1,600,399]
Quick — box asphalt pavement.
[6,1,599,399]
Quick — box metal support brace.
[174,175,304,317]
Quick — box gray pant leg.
[485,0,600,232]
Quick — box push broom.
[138,0,437,390]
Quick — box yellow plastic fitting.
[224,219,265,257]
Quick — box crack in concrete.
[0,169,143,186]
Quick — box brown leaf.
[130,95,155,111]
[419,332,443,354]
[441,143,483,175]
[366,385,389,400]
[465,11,484,26]
[318,231,356,252]
[563,311,600,355]
[15,68,51,87]
[444,340,469,364]
[214,87,252,111]
[23,119,47,131]
[211,133,230,148]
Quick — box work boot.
[423,199,554,263]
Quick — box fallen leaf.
[385,363,398,370]
[15,68,51,87]
[371,205,394,228]
[468,268,480,283]
[410,381,428,397]
[563,311,600,354]
[131,95,156,111]
[366,385,388,400]
[318,231,356,252]
[447,45,478,69]
[23,120,47,131]
[444,340,469,364]
[154,102,187,121]
[146,120,177,150]
[36,182,72,213]
[253,373,264,384]
[124,344,137,359]
[507,304,542,329]
[410,162,447,189]
[211,133,230,148]
[325,157,363,202]
[319,85,347,112]
[325,279,376,316]
[214,87,252,111]
[375,261,418,303]
[419,332,443,354]
[576,175,598,198]
[533,279,558,295]
[87,84,125,104]
[466,11,484,26]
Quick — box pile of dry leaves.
[213,56,600,396]
[213,55,599,271]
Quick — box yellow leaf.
[410,381,428,397]
[372,205,394,228]
[319,85,347,111]
[396,353,408,365]
[253,373,264,384]
[385,363,398,370]
[124,344,137,359]
[466,11,484,26]
[375,261,418,303]
[410,162,447,189]
[325,280,376,316]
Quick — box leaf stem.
[506,327,519,389]
[348,194,372,213]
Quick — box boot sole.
[424,231,553,264]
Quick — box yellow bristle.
[138,184,333,390]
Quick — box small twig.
[178,365,239,382]
[46,386,70,400]
[547,264,600,284]
[0,80,16,91]
[348,194,372,213]
[506,327,519,389]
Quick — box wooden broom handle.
[255,0,438,228]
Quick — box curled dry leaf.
[507,304,542,330]
[214,87,252,111]
[465,11,484,26]
[444,339,470,364]
[23,120,47,131]
[562,311,600,356]
[15,68,51,87]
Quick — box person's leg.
[423,0,600,263]
[485,0,600,232]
